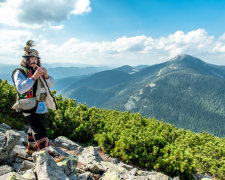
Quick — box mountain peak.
[169,54,205,65]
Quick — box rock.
[94,146,102,151]
[101,161,128,174]
[12,162,23,171]
[77,172,93,180]
[101,168,122,180]
[0,123,11,130]
[172,177,180,180]
[51,146,71,157]
[20,160,35,171]
[3,130,21,152]
[13,145,27,163]
[20,169,36,180]
[79,146,103,164]
[0,165,13,176]
[68,172,78,180]
[56,155,78,176]
[146,172,172,180]
[0,130,21,163]
[75,168,87,175]
[32,149,69,180]
[118,162,133,170]
[130,168,138,176]
[0,172,26,180]
[54,136,81,150]
[193,174,213,180]
[15,130,27,146]
[110,158,119,164]
[100,161,130,179]
[0,133,6,151]
[78,146,105,174]
[82,162,104,174]
[77,146,84,153]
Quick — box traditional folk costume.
[12,40,64,162]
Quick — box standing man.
[12,40,64,162]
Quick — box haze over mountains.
[56,54,225,137]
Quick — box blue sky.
[0,0,225,66]
[63,0,225,41]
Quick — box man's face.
[29,57,38,68]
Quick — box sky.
[0,0,225,66]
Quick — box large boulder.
[54,136,82,151]
[19,169,36,180]
[56,155,78,176]
[0,130,21,163]
[32,149,69,180]
[0,172,27,180]
[79,146,102,164]
[78,146,104,174]
[0,165,13,176]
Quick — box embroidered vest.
[12,66,38,100]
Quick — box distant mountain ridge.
[59,54,225,137]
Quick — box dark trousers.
[25,113,47,141]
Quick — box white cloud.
[72,0,91,15]
[1,28,225,66]
[0,0,91,28]
[49,25,64,30]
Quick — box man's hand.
[41,67,49,79]
[32,67,45,80]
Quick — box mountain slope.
[61,55,225,137]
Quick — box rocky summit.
[0,123,212,180]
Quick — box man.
[12,40,64,162]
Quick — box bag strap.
[35,78,41,100]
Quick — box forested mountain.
[61,54,225,137]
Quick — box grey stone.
[12,162,23,171]
[54,136,81,150]
[68,172,78,180]
[56,155,78,176]
[94,146,102,151]
[82,162,104,174]
[52,146,71,157]
[3,130,21,152]
[0,165,13,176]
[0,133,6,151]
[118,162,133,170]
[0,128,6,134]
[101,168,122,180]
[75,168,87,175]
[13,145,26,156]
[20,160,35,171]
[193,174,213,180]
[77,146,84,153]
[0,172,26,180]
[15,130,27,146]
[110,158,119,164]
[0,130,21,163]
[101,161,129,174]
[130,168,138,176]
[12,145,27,163]
[0,123,11,130]
[79,146,103,164]
[21,169,36,180]
[77,172,93,180]
[32,149,69,180]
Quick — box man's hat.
[22,40,41,59]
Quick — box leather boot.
[26,134,37,154]
[36,137,65,162]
